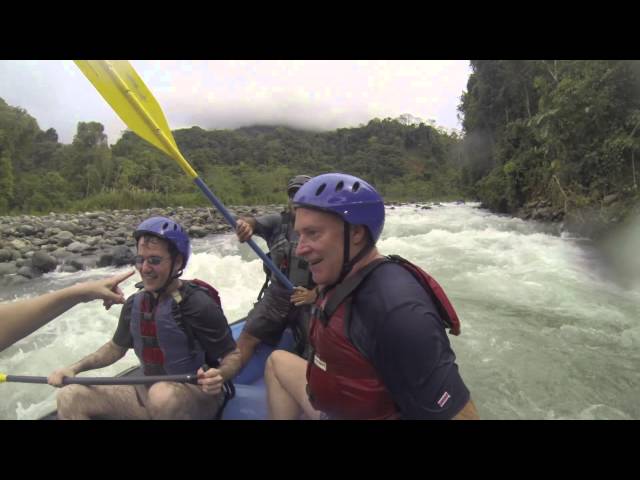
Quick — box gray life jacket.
[130,288,206,376]
[262,211,314,292]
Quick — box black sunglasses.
[134,255,166,266]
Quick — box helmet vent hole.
[173,224,177,230]
[316,184,326,196]
[335,181,344,192]
[162,222,169,231]
[352,182,360,192]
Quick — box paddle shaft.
[4,374,198,386]
[193,177,294,290]
[90,61,294,292]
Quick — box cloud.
[0,60,472,144]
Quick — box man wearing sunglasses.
[235,175,318,370]
[48,216,241,420]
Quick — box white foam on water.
[1,204,639,419]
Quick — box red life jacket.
[307,297,401,420]
[306,255,461,419]
[132,278,223,375]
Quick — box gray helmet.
[287,175,312,197]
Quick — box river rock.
[17,224,38,236]
[31,251,58,273]
[112,245,136,266]
[533,207,555,221]
[97,251,114,267]
[55,221,81,234]
[9,239,28,251]
[17,265,42,279]
[51,248,73,260]
[7,274,30,285]
[15,258,30,268]
[189,226,207,238]
[54,231,75,246]
[66,241,90,253]
[0,262,18,276]
[0,249,12,262]
[69,256,98,271]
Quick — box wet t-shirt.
[348,262,470,419]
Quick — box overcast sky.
[0,60,472,145]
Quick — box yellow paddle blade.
[74,60,197,178]
[0,374,6,383]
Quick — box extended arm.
[0,270,134,352]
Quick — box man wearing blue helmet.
[265,173,479,420]
[48,216,241,420]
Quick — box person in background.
[235,175,318,367]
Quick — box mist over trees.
[0,97,464,213]
[2,60,639,240]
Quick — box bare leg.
[56,384,150,420]
[265,350,321,420]
[452,399,480,420]
[144,381,224,420]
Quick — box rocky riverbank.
[512,193,639,240]
[0,205,283,286]
[5,198,632,287]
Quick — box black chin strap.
[324,221,373,295]
[154,251,182,296]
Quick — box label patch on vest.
[313,354,327,371]
[437,391,451,408]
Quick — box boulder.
[17,265,42,279]
[7,275,30,286]
[97,251,114,267]
[31,251,58,273]
[112,245,136,266]
[0,249,12,262]
[54,231,75,246]
[66,242,90,253]
[9,239,28,251]
[17,224,38,236]
[189,226,208,238]
[69,256,98,271]
[0,262,18,276]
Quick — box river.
[1,203,638,419]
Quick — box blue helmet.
[134,216,191,270]
[293,173,385,243]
